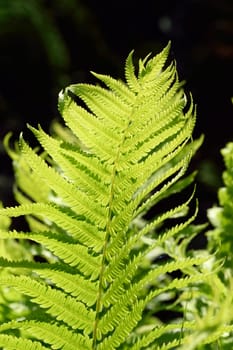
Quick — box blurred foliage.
[0,0,69,71]
[0,203,33,325]
[208,140,233,274]
[0,0,112,134]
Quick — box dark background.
[0,0,232,223]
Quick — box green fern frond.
[0,320,91,350]
[0,228,101,278]
[0,334,48,350]
[90,71,135,105]
[125,50,141,93]
[1,306,96,350]
[100,258,206,332]
[0,274,95,333]
[129,321,196,350]
[0,44,209,349]
[208,141,233,274]
[17,137,107,227]
[103,193,196,278]
[0,201,104,252]
[28,126,109,203]
[0,257,97,306]
[4,133,51,206]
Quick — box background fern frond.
[208,141,233,274]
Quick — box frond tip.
[0,43,212,350]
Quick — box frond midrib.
[92,112,135,348]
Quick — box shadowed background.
[0,0,232,225]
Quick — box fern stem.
[92,163,117,349]
[92,121,131,349]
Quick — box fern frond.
[68,83,132,129]
[0,334,48,349]
[208,141,233,274]
[0,228,101,279]
[0,257,97,306]
[0,201,104,251]
[0,274,95,334]
[18,137,107,227]
[201,324,233,346]
[125,50,141,93]
[0,44,209,349]
[0,320,91,350]
[104,193,198,279]
[90,71,135,105]
[102,256,206,323]
[129,321,195,350]
[28,126,109,204]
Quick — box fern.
[0,44,216,349]
[208,141,233,274]
[179,135,233,350]
[178,274,233,350]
